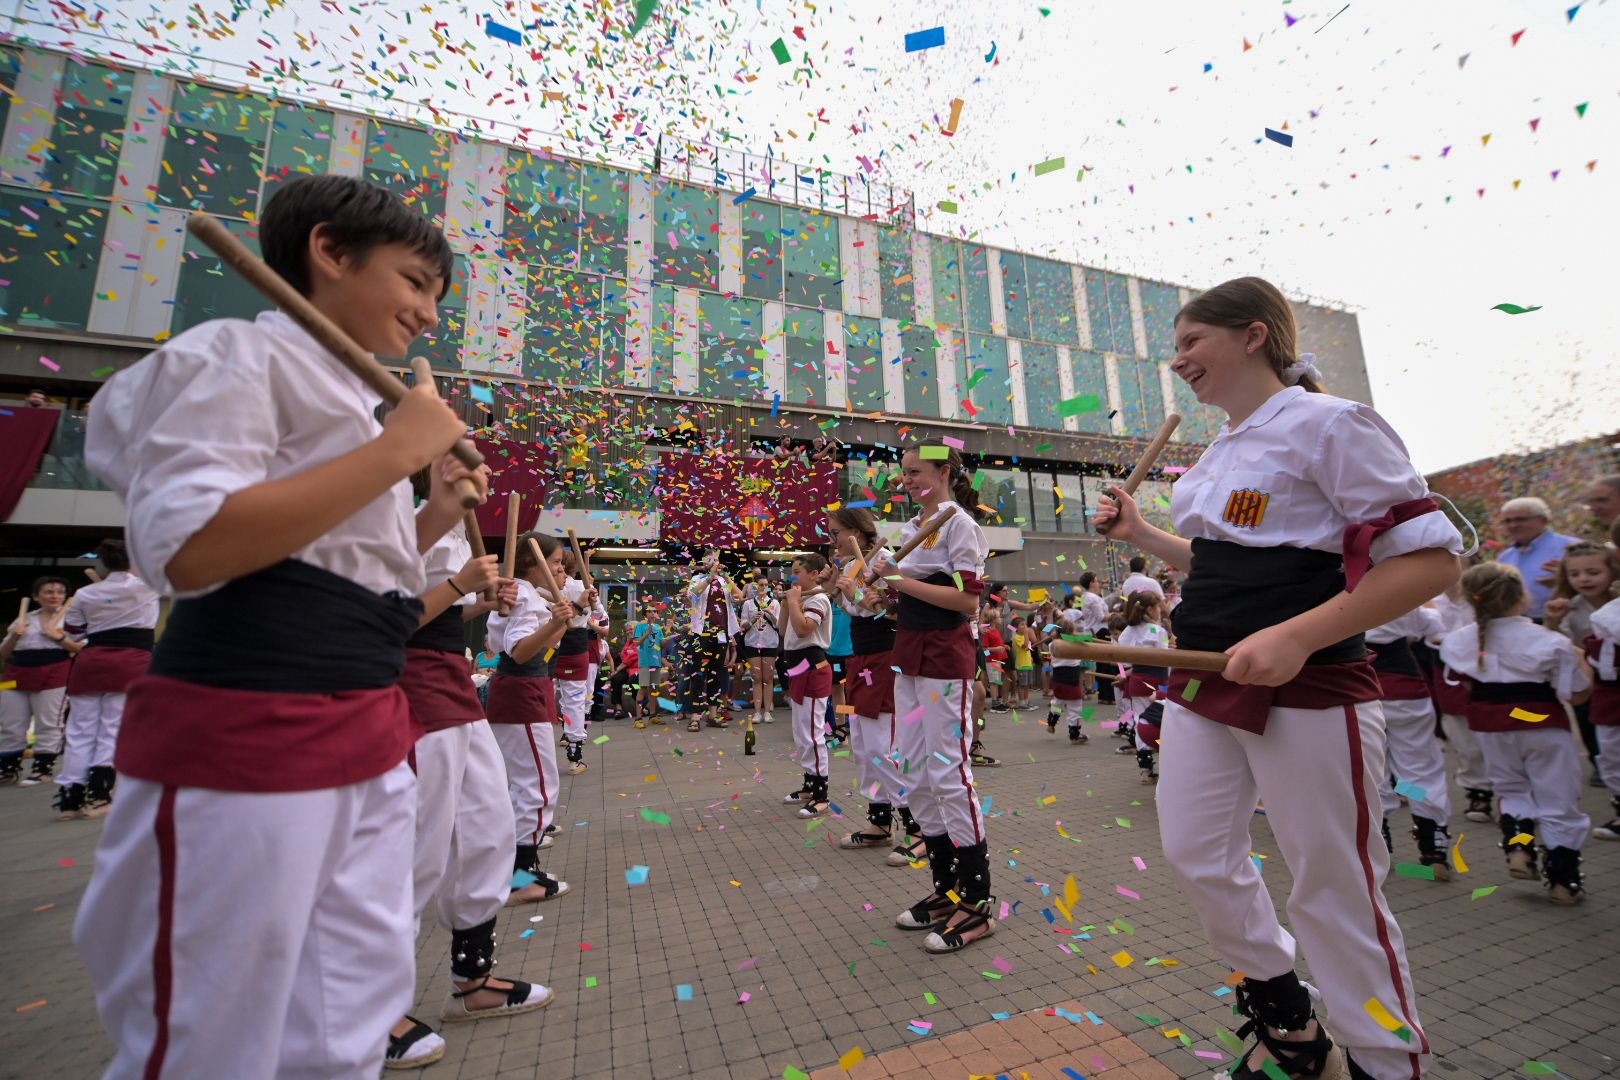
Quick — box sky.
[11,0,1618,474]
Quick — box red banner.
[0,406,60,523]
[656,452,838,549]
[471,438,555,538]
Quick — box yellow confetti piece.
[1508,832,1534,846]
[1053,896,1072,923]
[837,1046,865,1070]
[1040,795,1057,806]
[1063,872,1080,909]
[1508,707,1549,723]
[1112,950,1134,968]
[0,681,15,691]
[1364,998,1405,1032]
[1163,1028,1182,1038]
[945,889,961,904]
[1452,833,1469,874]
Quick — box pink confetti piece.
[1116,885,1141,900]
[999,900,1010,920]
[863,902,874,911]
[942,435,965,449]
[738,992,751,1003]
[738,956,759,970]
[786,660,809,676]
[1058,943,1073,954]
[903,704,926,724]
[1132,856,1147,871]
[1196,1051,1225,1060]
[39,356,60,371]
[992,955,1013,974]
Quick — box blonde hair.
[1552,542,1620,603]
[1460,562,1526,662]
[1176,277,1320,393]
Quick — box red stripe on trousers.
[954,683,982,844]
[523,726,548,847]
[1343,704,1428,1073]
[144,785,178,1080]
[815,700,827,775]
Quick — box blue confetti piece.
[626,864,650,886]
[1213,985,1233,997]
[1393,779,1427,802]
[512,870,537,888]
[732,187,757,204]
[905,26,945,52]
[484,18,522,44]
[992,1011,1012,1020]
[1084,1011,1103,1026]
[1043,908,1055,924]
[770,393,781,417]
[828,802,842,816]
[675,983,693,1001]
[470,384,494,406]
[520,928,535,938]
[1062,1069,1088,1080]
[1264,127,1294,147]
[845,499,875,509]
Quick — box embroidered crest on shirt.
[922,530,940,549]
[1221,488,1270,529]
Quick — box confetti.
[1263,128,1294,147]
[38,356,60,371]
[483,19,522,45]
[770,38,792,65]
[676,983,693,1001]
[1034,156,1066,176]
[837,1046,866,1069]
[1508,707,1549,721]
[905,26,945,52]
[1491,304,1543,316]
[626,865,651,886]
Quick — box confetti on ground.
[676,983,693,1001]
[1112,950,1134,968]
[626,865,650,886]
[784,1069,810,1080]
[640,808,672,825]
[14,999,47,1013]
[1471,886,1499,900]
[837,1046,866,1070]
[1522,1062,1559,1076]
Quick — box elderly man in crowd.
[1584,475,1620,532]
[1494,496,1582,620]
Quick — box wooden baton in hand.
[1096,413,1180,536]
[566,528,594,593]
[498,492,521,615]
[526,537,563,604]
[185,212,483,508]
[409,359,482,509]
[1049,639,1228,673]
[863,503,956,585]
[462,510,497,603]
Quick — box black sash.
[1470,680,1558,704]
[150,559,422,693]
[497,650,550,678]
[86,627,155,651]
[556,626,589,656]
[1175,539,1363,665]
[1369,637,1422,678]
[7,647,69,667]
[1133,664,1170,680]
[782,645,828,669]
[407,602,466,653]
[850,613,896,654]
[897,572,968,630]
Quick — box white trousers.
[1440,713,1491,792]
[75,766,416,1080]
[1476,728,1589,849]
[790,693,830,777]
[1377,697,1451,824]
[1058,697,1090,730]
[1156,701,1427,1080]
[893,676,983,847]
[555,679,588,743]
[850,711,907,808]
[491,723,558,847]
[413,721,515,931]
[59,692,126,786]
[0,685,67,754]
[1594,725,1620,800]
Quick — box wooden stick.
[409,358,482,509]
[462,510,497,603]
[566,528,594,592]
[526,537,564,605]
[1049,639,1228,672]
[11,597,26,636]
[185,212,483,507]
[83,567,101,583]
[1096,413,1181,537]
[499,491,521,616]
[863,504,956,585]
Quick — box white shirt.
[1119,573,1164,600]
[896,506,989,585]
[1172,387,1462,563]
[1051,605,1087,668]
[1439,616,1590,699]
[7,610,66,652]
[562,577,606,629]
[839,545,894,622]
[1079,590,1109,634]
[687,573,740,639]
[423,520,474,608]
[62,572,161,635]
[1550,593,1606,648]
[739,596,782,647]
[1117,622,1169,652]
[486,579,552,655]
[85,311,425,599]
[1590,598,1619,680]
[784,592,833,651]
[1425,593,1474,645]
[1367,607,1444,645]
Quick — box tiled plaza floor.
[3,699,1617,1079]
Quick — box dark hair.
[95,539,131,573]
[828,506,879,549]
[901,445,985,521]
[31,575,69,597]
[1079,571,1097,590]
[1460,563,1525,661]
[1122,590,1162,627]
[260,175,454,300]
[1176,277,1321,393]
[793,552,828,575]
[1128,556,1147,573]
[515,531,562,574]
[1552,542,1620,602]
[1612,517,1620,549]
[1106,612,1128,635]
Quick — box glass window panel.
[781,206,840,309]
[1114,358,1164,438]
[1084,268,1136,355]
[261,104,336,203]
[503,152,580,269]
[843,315,884,413]
[964,334,1011,426]
[998,251,1030,339]
[900,324,941,419]
[1026,256,1078,345]
[157,83,271,216]
[783,304,824,406]
[646,283,677,394]
[1139,280,1180,359]
[697,293,765,401]
[43,62,133,199]
[579,164,630,277]
[406,255,468,371]
[172,217,269,333]
[1055,472,1086,534]
[1030,471,1057,533]
[740,199,782,302]
[525,266,601,385]
[0,49,20,139]
[961,244,993,332]
[0,187,107,330]
[652,179,718,290]
[1068,350,1113,435]
[878,226,915,323]
[974,467,1023,528]
[596,276,630,387]
[363,120,449,213]
[928,235,963,328]
[1020,342,1064,431]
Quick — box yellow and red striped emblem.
[1221,488,1270,529]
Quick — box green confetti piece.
[1057,392,1101,417]
[770,38,791,64]
[1393,863,1436,879]
[1470,886,1498,899]
[1182,679,1201,702]
[1393,1026,1413,1043]
[592,734,611,745]
[848,961,858,975]
[919,445,949,460]
[784,1069,811,1080]
[1115,817,1132,828]
[924,991,938,1005]
[937,200,958,214]
[1034,156,1066,176]
[1217,1030,1246,1054]
[965,367,987,389]
[639,808,672,826]
[1034,442,1054,452]
[1114,919,1136,935]
[585,976,598,988]
[981,971,1004,980]
[1262,1059,1293,1080]
[91,366,116,377]
[628,0,659,36]
[1490,303,1542,315]
[1523,1062,1559,1076]
[1135,1013,1163,1025]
